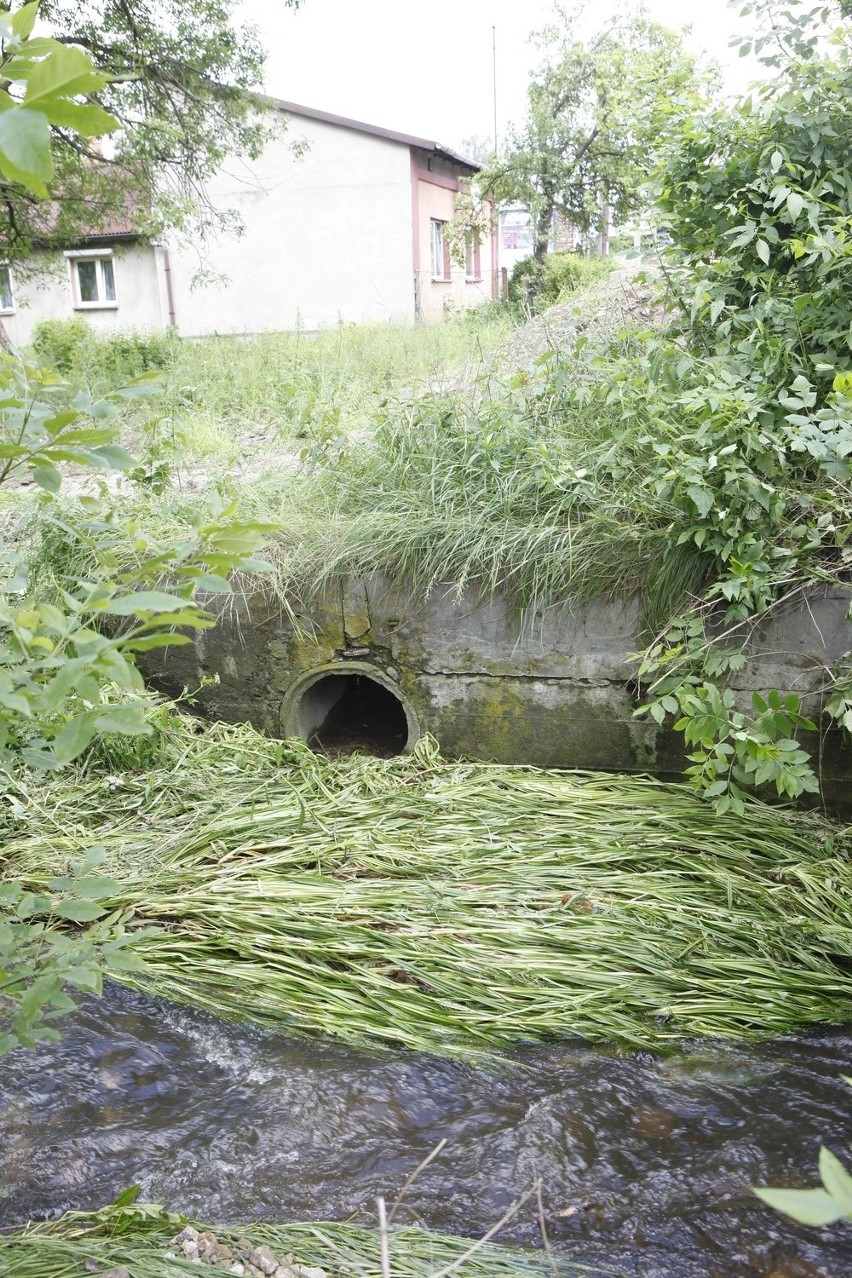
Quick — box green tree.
[635,0,852,812]
[0,10,273,1049]
[0,0,301,261]
[479,4,705,287]
[657,0,852,401]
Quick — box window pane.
[0,266,12,310]
[431,220,444,278]
[77,259,98,302]
[101,258,116,301]
[465,232,474,277]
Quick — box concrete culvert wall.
[283,664,418,758]
[138,574,852,812]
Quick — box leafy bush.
[508,251,614,314]
[630,0,852,811]
[32,318,176,387]
[31,317,91,374]
[608,231,635,253]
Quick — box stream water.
[2,983,851,1278]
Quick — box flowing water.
[2,983,851,1278]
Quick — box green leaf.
[113,1184,142,1208]
[31,462,61,493]
[753,1186,848,1226]
[687,485,714,517]
[756,239,770,265]
[62,965,103,993]
[92,706,153,735]
[40,100,117,137]
[53,898,107,923]
[819,1148,852,1215]
[236,557,274,574]
[786,191,804,220]
[108,377,163,401]
[191,572,233,593]
[124,632,193,651]
[65,876,121,900]
[23,46,107,107]
[52,714,95,764]
[88,443,137,470]
[101,590,192,616]
[9,2,40,39]
[0,107,52,195]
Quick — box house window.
[69,254,117,308]
[430,218,449,280]
[464,231,481,281]
[0,264,14,313]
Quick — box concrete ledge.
[139,575,852,812]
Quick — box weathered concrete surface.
[140,575,852,812]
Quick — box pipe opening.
[300,673,410,757]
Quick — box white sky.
[240,0,761,152]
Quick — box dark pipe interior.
[303,673,408,757]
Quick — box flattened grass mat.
[0,1204,606,1277]
[4,722,851,1059]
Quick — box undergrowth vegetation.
[58,0,847,813]
[507,251,614,316]
[29,311,516,467]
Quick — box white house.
[0,99,499,344]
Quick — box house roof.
[34,178,148,247]
[270,97,481,173]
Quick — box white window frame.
[0,262,15,314]
[65,248,118,310]
[430,218,449,281]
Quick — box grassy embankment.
[29,306,516,463]
[26,261,713,638]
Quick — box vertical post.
[492,25,498,155]
[598,200,611,256]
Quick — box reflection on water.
[1,983,851,1278]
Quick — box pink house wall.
[410,149,496,323]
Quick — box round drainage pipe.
[281,662,420,756]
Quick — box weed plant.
[32,318,176,383]
[238,338,711,632]
[23,324,708,634]
[23,303,851,650]
[172,315,514,443]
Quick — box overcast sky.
[239,0,761,152]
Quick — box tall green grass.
[28,313,516,462]
[171,315,514,445]
[5,713,850,1061]
[24,269,706,629]
[25,324,709,633]
[234,357,708,630]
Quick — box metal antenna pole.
[492,24,498,154]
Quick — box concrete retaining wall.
[141,575,852,811]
